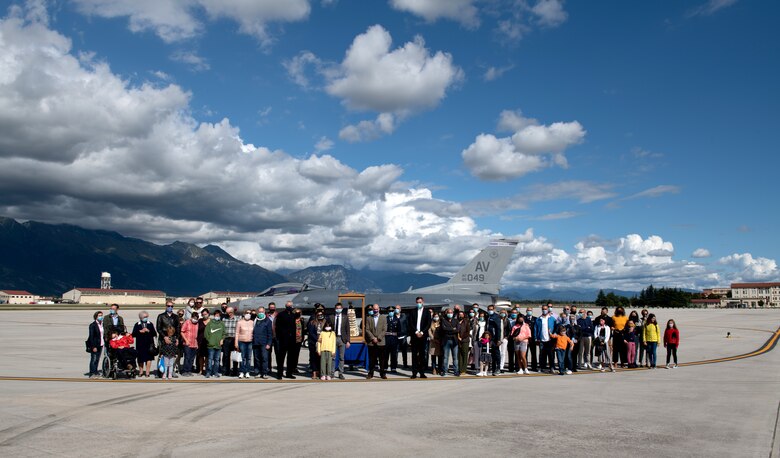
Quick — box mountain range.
[0,217,285,296]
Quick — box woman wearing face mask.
[307,308,327,380]
[428,312,442,375]
[290,309,306,376]
[471,311,487,372]
[180,312,200,376]
[86,311,104,378]
[235,310,255,379]
[132,311,158,378]
[511,315,531,375]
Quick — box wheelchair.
[102,347,138,380]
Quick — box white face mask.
[324,327,332,331]
[244,314,251,320]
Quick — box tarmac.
[0,308,778,457]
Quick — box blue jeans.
[239,341,253,374]
[183,347,197,374]
[253,345,270,376]
[442,338,459,375]
[647,342,658,367]
[89,346,103,375]
[556,349,567,374]
[207,348,221,376]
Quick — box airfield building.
[726,282,780,308]
[0,290,39,305]
[200,291,261,306]
[62,288,167,305]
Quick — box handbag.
[149,341,159,357]
[231,350,242,363]
[85,339,91,353]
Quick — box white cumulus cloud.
[692,248,711,258]
[389,0,479,28]
[462,109,585,181]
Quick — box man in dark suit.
[365,303,388,379]
[486,304,502,376]
[332,302,351,380]
[274,301,297,379]
[409,296,431,379]
[103,304,125,346]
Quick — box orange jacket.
[109,334,134,349]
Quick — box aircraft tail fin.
[409,239,518,295]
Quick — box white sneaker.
[673,364,678,369]
[238,373,244,379]
[524,369,531,375]
[516,370,522,375]
[596,364,602,370]
[565,370,572,375]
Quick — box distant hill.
[286,265,449,293]
[0,217,286,296]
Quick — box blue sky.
[0,0,777,290]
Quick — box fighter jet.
[233,239,519,313]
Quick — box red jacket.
[109,334,134,349]
[663,328,679,346]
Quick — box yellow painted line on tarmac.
[1,326,778,384]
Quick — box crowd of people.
[85,297,682,380]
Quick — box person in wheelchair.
[109,330,138,371]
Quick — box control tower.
[100,272,112,290]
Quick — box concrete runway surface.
[0,309,778,457]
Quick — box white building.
[0,290,38,305]
[728,282,780,308]
[199,291,261,306]
[62,288,167,305]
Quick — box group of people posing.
[85,297,682,380]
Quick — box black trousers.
[367,345,387,377]
[290,342,302,374]
[221,338,238,375]
[507,342,518,372]
[398,336,409,367]
[276,342,295,377]
[490,343,501,374]
[540,341,555,371]
[386,336,399,370]
[410,336,427,376]
[527,340,538,370]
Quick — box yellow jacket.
[643,323,660,343]
[317,331,336,354]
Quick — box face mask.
[244,314,251,320]
[316,314,324,320]
[447,313,453,319]
[510,314,517,319]
[109,310,116,315]
[479,318,485,322]
[286,305,293,310]
[188,302,195,306]
[469,313,475,318]
[488,310,494,315]
[433,316,439,321]
[166,306,173,313]
[577,313,583,318]
[542,310,548,315]
[588,314,593,319]
[526,311,532,316]
[335,308,342,314]
[202,315,210,321]
[368,310,374,316]
[258,313,265,320]
[97,316,103,322]
[417,303,423,309]
[269,309,276,314]
[191,318,198,323]
[500,314,506,318]
[396,310,401,315]
[324,327,332,331]
[295,312,301,318]
[142,317,148,323]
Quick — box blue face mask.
[416,303,423,309]
[258,313,265,320]
[109,310,116,315]
[510,314,517,319]
[526,311,532,316]
[488,310,494,315]
[166,306,173,313]
[142,317,148,323]
[368,310,374,316]
[447,314,453,319]
[335,308,342,314]
[97,316,103,322]
[479,318,485,322]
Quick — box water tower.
[101,272,112,290]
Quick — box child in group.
[551,325,573,375]
[643,314,661,369]
[317,321,336,380]
[624,322,639,368]
[664,319,680,369]
[478,332,492,377]
[160,326,178,380]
